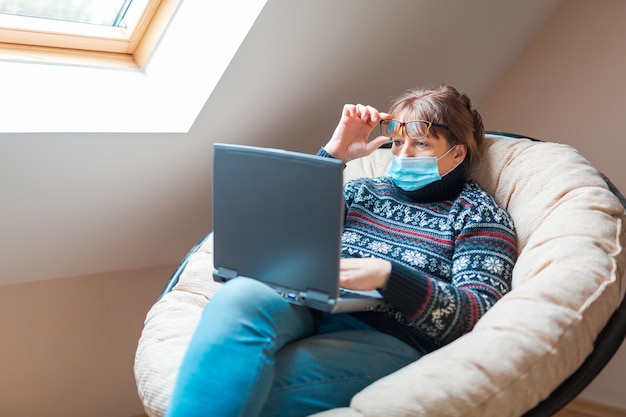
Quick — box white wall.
[0,265,173,417]
[480,0,626,196]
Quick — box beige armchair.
[135,133,626,417]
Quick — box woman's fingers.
[344,104,387,125]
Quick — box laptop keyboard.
[339,288,378,299]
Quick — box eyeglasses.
[380,119,449,140]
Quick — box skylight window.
[0,0,132,26]
[0,0,180,69]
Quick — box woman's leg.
[166,277,316,417]
[259,315,423,417]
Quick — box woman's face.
[389,111,466,175]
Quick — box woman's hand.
[323,104,391,163]
[339,258,391,291]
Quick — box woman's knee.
[208,277,282,314]
[202,277,315,340]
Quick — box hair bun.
[460,93,484,146]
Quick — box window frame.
[0,0,181,69]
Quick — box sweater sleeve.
[379,197,517,345]
[316,147,337,159]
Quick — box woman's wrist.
[322,141,345,161]
[376,259,392,289]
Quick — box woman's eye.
[415,141,427,148]
[393,140,403,147]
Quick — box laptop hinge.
[305,289,330,302]
[213,266,238,283]
[303,289,332,310]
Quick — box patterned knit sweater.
[318,149,518,352]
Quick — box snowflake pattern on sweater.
[342,177,517,347]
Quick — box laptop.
[211,143,385,313]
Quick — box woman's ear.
[454,144,467,162]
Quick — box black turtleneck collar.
[395,162,467,203]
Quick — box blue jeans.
[166,277,422,417]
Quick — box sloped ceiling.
[0,0,563,285]
[197,0,563,152]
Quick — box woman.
[166,85,517,417]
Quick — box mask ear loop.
[438,145,466,177]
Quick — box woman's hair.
[388,85,484,170]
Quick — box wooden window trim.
[0,0,181,70]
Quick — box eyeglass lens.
[380,120,431,139]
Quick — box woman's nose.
[398,140,417,158]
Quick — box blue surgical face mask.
[387,146,459,192]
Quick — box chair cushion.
[135,135,626,417]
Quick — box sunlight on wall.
[0,0,267,133]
